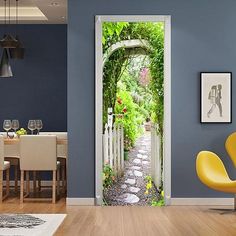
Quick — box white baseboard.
[171,198,234,206]
[95,196,102,206]
[66,198,95,206]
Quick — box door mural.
[102,22,164,206]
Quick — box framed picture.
[200,72,232,123]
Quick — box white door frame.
[95,15,171,205]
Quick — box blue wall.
[0,25,67,131]
[68,0,236,198]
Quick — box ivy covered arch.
[103,22,164,139]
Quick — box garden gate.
[151,124,162,189]
[103,123,124,176]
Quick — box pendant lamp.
[0,0,18,49]
[0,34,18,48]
[9,36,24,59]
[0,49,13,78]
[10,1,25,59]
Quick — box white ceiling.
[0,0,67,24]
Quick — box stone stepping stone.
[141,155,148,159]
[121,184,127,189]
[142,161,149,165]
[131,166,141,170]
[126,170,133,176]
[129,186,140,193]
[133,159,141,164]
[137,154,143,159]
[134,170,143,177]
[125,178,136,185]
[138,150,147,154]
[117,193,140,204]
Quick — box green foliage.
[145,175,165,206]
[102,22,129,50]
[103,49,127,126]
[114,90,142,149]
[103,164,115,189]
[144,175,153,195]
[102,22,164,133]
[151,198,165,206]
[102,22,164,189]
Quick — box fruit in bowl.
[16,128,27,136]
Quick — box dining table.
[3,134,68,193]
[4,137,68,145]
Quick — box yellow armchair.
[196,151,236,210]
[225,132,236,167]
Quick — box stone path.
[104,131,158,206]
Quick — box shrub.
[115,90,141,148]
[103,165,115,189]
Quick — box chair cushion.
[3,161,10,170]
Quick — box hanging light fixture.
[0,0,18,48]
[10,0,25,59]
[0,49,13,77]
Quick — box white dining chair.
[0,135,10,203]
[0,132,20,193]
[56,133,67,194]
[38,132,68,194]
[4,142,20,193]
[19,135,60,203]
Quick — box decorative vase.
[124,150,129,161]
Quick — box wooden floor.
[1,197,236,236]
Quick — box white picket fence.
[151,124,162,189]
[103,123,124,176]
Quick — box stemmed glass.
[28,120,36,135]
[12,120,19,133]
[35,120,43,134]
[3,120,12,138]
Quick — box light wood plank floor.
[1,198,236,235]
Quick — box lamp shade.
[0,49,13,78]
[9,36,25,59]
[0,34,18,48]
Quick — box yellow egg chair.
[196,151,236,211]
[225,132,236,167]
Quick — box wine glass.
[28,120,36,135]
[12,120,19,133]
[3,120,12,138]
[35,120,43,134]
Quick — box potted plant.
[124,137,131,161]
[144,118,151,131]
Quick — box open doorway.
[95,15,171,206]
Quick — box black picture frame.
[200,72,232,124]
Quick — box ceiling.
[0,0,67,24]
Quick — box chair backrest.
[225,132,236,167]
[20,135,57,171]
[5,143,19,158]
[38,132,67,158]
[0,136,4,170]
[57,144,67,158]
[0,132,19,157]
[196,151,230,191]
[40,132,67,139]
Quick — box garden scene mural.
[102,22,164,206]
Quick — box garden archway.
[103,39,150,67]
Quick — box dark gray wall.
[0,25,67,131]
[68,0,236,198]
